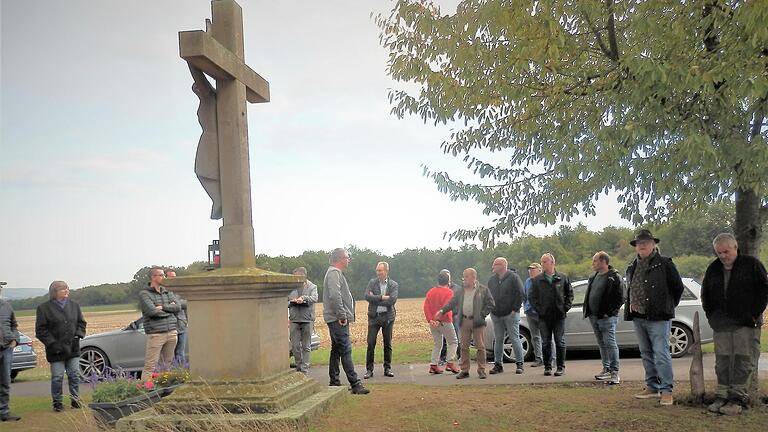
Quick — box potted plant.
[152,367,190,397]
[88,376,161,426]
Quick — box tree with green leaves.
[377,0,768,255]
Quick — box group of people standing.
[307,229,767,416]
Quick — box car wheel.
[79,347,110,379]
[519,329,533,362]
[669,323,693,358]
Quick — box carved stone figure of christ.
[189,64,222,220]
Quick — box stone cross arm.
[180,30,269,104]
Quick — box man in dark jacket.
[625,229,684,406]
[437,268,495,379]
[166,269,189,366]
[139,267,181,379]
[488,257,526,374]
[35,280,87,412]
[584,251,625,385]
[701,233,768,415]
[529,253,573,377]
[0,282,21,422]
[364,261,399,378]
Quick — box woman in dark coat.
[35,281,86,412]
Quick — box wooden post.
[689,311,705,403]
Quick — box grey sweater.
[288,280,319,323]
[323,266,355,323]
[0,299,19,348]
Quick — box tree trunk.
[689,312,705,403]
[734,187,764,404]
[734,187,764,257]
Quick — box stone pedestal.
[116,268,346,431]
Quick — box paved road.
[10,353,768,396]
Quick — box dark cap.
[630,228,660,247]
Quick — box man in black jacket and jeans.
[702,233,768,415]
[488,257,526,374]
[529,253,573,377]
[364,261,399,379]
[626,229,684,406]
[584,251,625,385]
[0,282,21,422]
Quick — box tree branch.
[605,0,620,61]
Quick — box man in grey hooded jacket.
[289,267,318,374]
[323,248,369,395]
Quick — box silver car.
[11,332,37,380]
[79,317,320,378]
[486,277,714,362]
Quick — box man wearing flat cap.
[625,229,685,406]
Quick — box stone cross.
[179,0,269,268]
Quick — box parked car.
[79,317,320,378]
[485,277,714,362]
[11,332,37,380]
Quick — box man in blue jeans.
[625,229,684,406]
[488,257,526,374]
[323,248,369,395]
[0,282,21,422]
[584,251,625,385]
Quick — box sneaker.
[633,388,661,399]
[363,370,374,379]
[71,399,82,409]
[53,404,64,412]
[719,401,743,416]
[531,360,544,367]
[707,398,728,413]
[350,384,370,395]
[445,362,461,374]
[607,371,620,385]
[456,371,470,379]
[383,369,395,377]
[554,367,565,376]
[429,364,444,374]
[544,368,552,376]
[515,362,524,374]
[595,369,611,380]
[0,413,21,422]
[489,364,503,374]
[478,370,487,379]
[660,393,674,406]
[329,380,342,386]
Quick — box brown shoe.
[718,401,743,415]
[429,364,444,374]
[633,388,661,399]
[456,371,470,379]
[445,362,461,374]
[659,393,674,406]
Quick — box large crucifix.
[179,0,268,268]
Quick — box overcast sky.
[0,0,630,290]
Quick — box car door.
[110,319,148,370]
[565,281,595,347]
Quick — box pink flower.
[143,381,155,390]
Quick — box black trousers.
[328,321,360,386]
[366,313,394,371]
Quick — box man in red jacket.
[423,270,460,374]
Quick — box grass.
[13,367,51,382]
[309,340,454,366]
[6,381,767,431]
[14,303,137,317]
[701,330,768,354]
[308,382,768,432]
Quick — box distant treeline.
[12,203,744,311]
